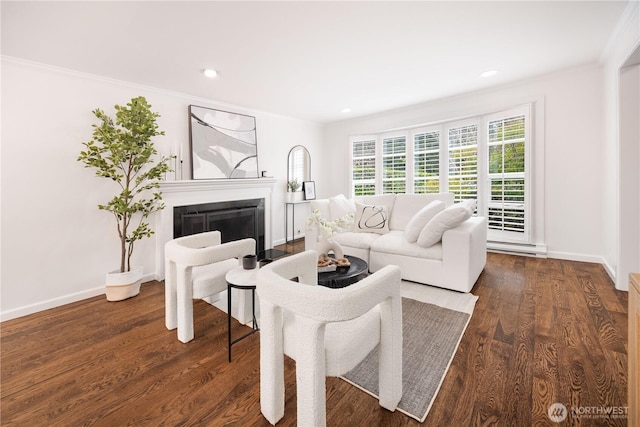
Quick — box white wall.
[0,57,324,320]
[323,64,606,263]
[618,62,640,292]
[601,1,640,290]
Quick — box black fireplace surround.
[173,198,265,255]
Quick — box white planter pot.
[286,192,303,203]
[105,266,143,301]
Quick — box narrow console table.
[285,200,310,243]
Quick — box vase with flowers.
[306,209,355,269]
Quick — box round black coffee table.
[317,255,368,288]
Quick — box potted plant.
[287,178,301,193]
[287,178,302,202]
[77,96,173,301]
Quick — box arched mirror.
[287,145,311,192]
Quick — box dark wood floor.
[1,241,629,426]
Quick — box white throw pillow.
[460,198,477,215]
[329,194,356,221]
[417,202,472,247]
[404,200,446,243]
[354,203,389,235]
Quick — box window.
[447,123,478,204]
[486,111,528,239]
[382,135,406,194]
[413,130,440,194]
[349,104,531,244]
[352,138,376,196]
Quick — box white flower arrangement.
[306,209,355,239]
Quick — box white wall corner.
[602,258,617,284]
[599,0,640,63]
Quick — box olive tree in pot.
[78,96,173,301]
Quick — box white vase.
[105,266,143,301]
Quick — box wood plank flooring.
[1,245,629,426]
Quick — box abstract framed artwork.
[303,181,316,200]
[188,105,259,179]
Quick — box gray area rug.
[341,297,472,422]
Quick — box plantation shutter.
[382,136,407,194]
[348,104,533,248]
[487,113,528,241]
[448,124,478,204]
[352,139,376,196]
[413,130,440,194]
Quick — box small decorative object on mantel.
[188,105,259,179]
[77,96,173,301]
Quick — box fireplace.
[173,198,265,255]
[156,178,277,281]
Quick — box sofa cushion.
[356,194,396,214]
[417,202,472,247]
[329,194,356,222]
[371,230,443,260]
[404,200,446,243]
[389,193,454,230]
[354,203,390,235]
[309,199,331,222]
[332,231,380,250]
[460,198,477,215]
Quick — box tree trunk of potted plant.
[77,96,173,301]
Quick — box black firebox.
[173,198,265,255]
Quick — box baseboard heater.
[487,241,547,258]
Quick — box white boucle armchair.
[256,250,403,426]
[164,231,255,343]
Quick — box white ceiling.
[1,1,630,123]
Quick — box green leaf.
[77,96,172,272]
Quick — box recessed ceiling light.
[341,108,352,113]
[203,68,218,78]
[480,70,497,78]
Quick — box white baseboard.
[602,259,617,283]
[0,272,157,322]
[0,286,104,322]
[0,250,617,322]
[545,251,605,264]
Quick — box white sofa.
[305,193,487,293]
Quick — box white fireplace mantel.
[155,178,277,280]
[160,178,277,194]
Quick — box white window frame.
[379,131,409,195]
[483,105,532,243]
[348,104,534,246]
[349,135,377,196]
[444,119,481,204]
[411,126,441,194]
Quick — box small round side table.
[225,266,259,362]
